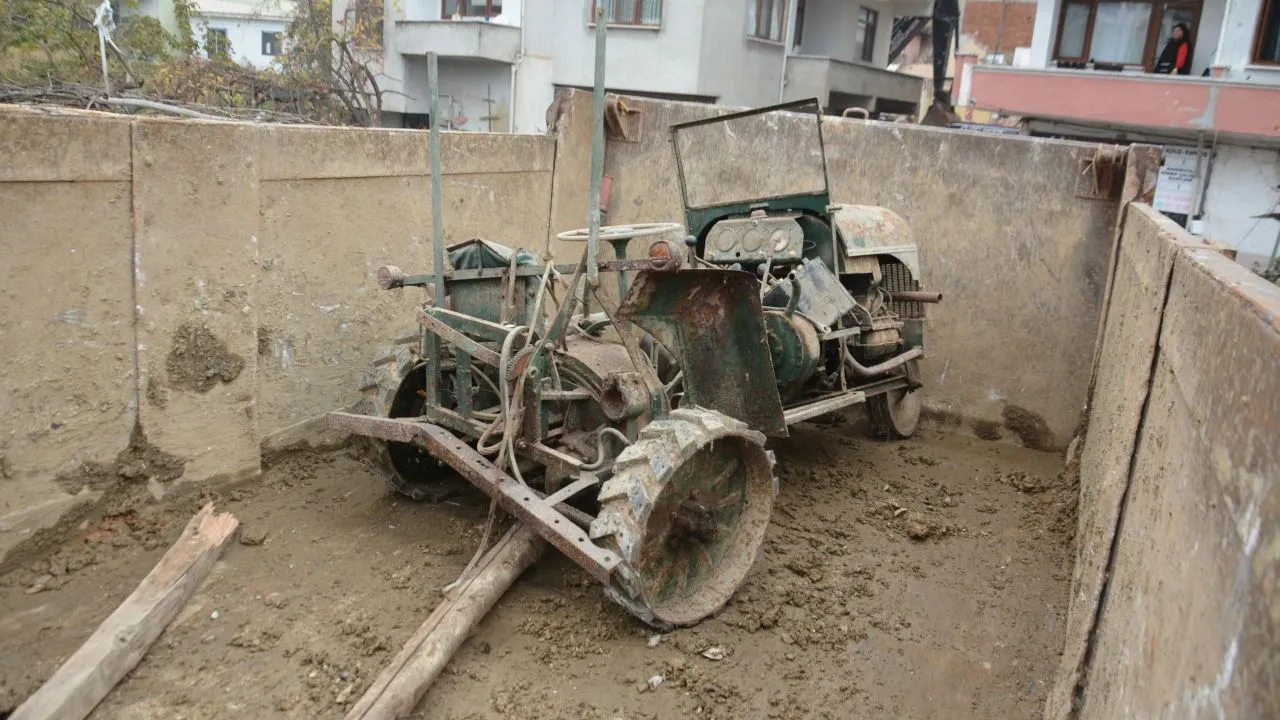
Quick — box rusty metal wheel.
[356,338,468,501]
[589,408,777,628]
[867,360,922,440]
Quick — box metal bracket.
[604,94,643,142]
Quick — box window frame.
[748,0,787,43]
[1253,0,1280,65]
[1053,0,1203,70]
[261,30,282,56]
[205,27,229,58]
[443,0,503,19]
[589,0,663,27]
[857,6,878,63]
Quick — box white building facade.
[343,0,930,133]
[133,0,294,69]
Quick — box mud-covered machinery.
[328,36,939,631]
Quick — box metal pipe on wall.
[428,52,446,308]
[777,0,801,102]
[586,4,607,288]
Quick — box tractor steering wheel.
[555,222,684,243]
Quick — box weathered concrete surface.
[0,111,137,559]
[546,88,594,260]
[255,125,555,431]
[0,107,557,564]
[559,89,1120,450]
[1043,205,1208,720]
[1077,247,1280,718]
[132,120,262,487]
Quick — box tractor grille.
[881,259,924,319]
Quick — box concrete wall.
[1215,0,1280,82]
[0,112,138,559]
[553,89,1125,451]
[1047,203,1280,719]
[0,107,555,564]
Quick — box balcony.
[783,56,924,115]
[968,66,1280,143]
[393,19,521,63]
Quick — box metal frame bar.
[669,97,831,213]
[325,413,621,583]
[417,310,502,367]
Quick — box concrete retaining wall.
[551,89,1126,451]
[1048,203,1280,718]
[0,107,555,563]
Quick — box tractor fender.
[830,204,920,279]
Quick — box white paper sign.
[1153,145,1211,215]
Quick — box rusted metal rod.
[886,290,943,303]
[843,346,924,379]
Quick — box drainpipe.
[777,0,801,102]
[1188,131,1206,221]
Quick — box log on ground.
[10,502,239,720]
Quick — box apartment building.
[957,0,1280,272]
[133,0,295,69]
[341,0,931,133]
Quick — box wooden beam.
[345,524,545,720]
[11,503,239,720]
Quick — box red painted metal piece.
[324,412,622,584]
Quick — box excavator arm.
[921,0,961,126]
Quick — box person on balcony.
[1154,24,1193,75]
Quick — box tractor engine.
[698,206,933,406]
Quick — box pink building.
[959,0,1280,272]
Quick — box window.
[205,27,229,59]
[444,0,503,18]
[748,0,786,42]
[261,31,281,56]
[856,7,878,62]
[1256,0,1280,63]
[1055,0,1203,68]
[590,0,662,26]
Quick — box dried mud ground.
[0,418,1076,720]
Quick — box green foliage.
[0,0,384,126]
[170,0,197,54]
[0,0,183,84]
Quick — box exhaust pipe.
[844,346,924,379]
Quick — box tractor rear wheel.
[589,408,777,628]
[357,338,468,501]
[867,359,923,439]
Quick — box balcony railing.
[968,65,1280,140]
[392,19,521,63]
[784,55,923,107]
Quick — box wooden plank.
[345,524,545,720]
[11,503,239,720]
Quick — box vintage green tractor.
[328,43,938,631]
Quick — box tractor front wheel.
[589,408,777,629]
[867,359,923,440]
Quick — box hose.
[580,427,633,471]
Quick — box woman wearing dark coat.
[1155,23,1192,75]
